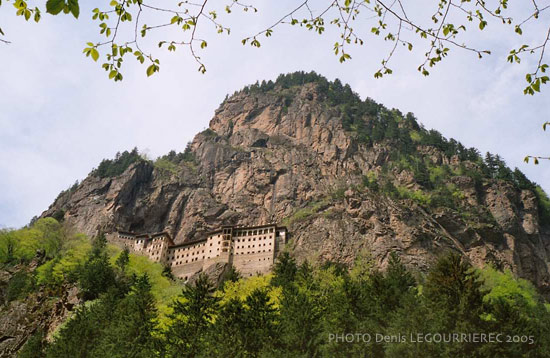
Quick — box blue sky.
[1,0,549,228]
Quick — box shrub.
[5,271,35,303]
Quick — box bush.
[362,172,379,192]
[5,271,35,303]
[18,330,45,358]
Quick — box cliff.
[41,72,550,295]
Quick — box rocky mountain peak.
[41,71,550,296]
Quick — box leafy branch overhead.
[1,0,549,93]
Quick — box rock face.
[41,80,550,296]
[0,259,80,357]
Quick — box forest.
[1,218,550,358]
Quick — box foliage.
[155,143,196,177]
[10,244,550,358]
[35,233,91,288]
[92,147,143,178]
[4,0,548,96]
[18,330,45,358]
[78,233,117,300]
[5,271,35,303]
[362,171,379,192]
[45,274,159,358]
[164,274,221,358]
[283,199,329,226]
[534,186,550,225]
[0,218,64,265]
[480,266,540,310]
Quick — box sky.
[0,0,549,228]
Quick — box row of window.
[236,235,272,242]
[236,242,271,249]
[234,228,275,237]
[235,249,272,255]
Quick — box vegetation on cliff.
[91,147,144,178]
[2,222,550,357]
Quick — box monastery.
[107,224,288,280]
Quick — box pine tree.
[277,285,324,357]
[271,252,297,288]
[95,275,159,358]
[205,298,247,357]
[79,233,116,300]
[115,247,130,271]
[241,289,278,356]
[513,168,534,190]
[424,253,486,357]
[164,274,220,358]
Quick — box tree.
[241,288,278,356]
[0,230,18,265]
[277,284,324,357]
[18,330,46,358]
[164,274,220,358]
[423,253,486,357]
[205,298,247,357]
[95,274,159,358]
[271,252,297,288]
[219,264,241,289]
[115,247,130,272]
[78,233,116,300]
[1,0,548,95]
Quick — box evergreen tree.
[219,264,241,289]
[79,233,116,300]
[271,252,297,288]
[484,152,498,178]
[277,285,324,357]
[204,298,247,357]
[494,154,513,181]
[164,274,220,358]
[384,252,416,310]
[95,275,159,358]
[424,253,486,357]
[115,247,130,272]
[512,168,534,190]
[241,289,278,356]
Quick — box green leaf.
[146,64,157,77]
[68,0,79,18]
[45,0,65,15]
[532,78,541,92]
[90,48,99,61]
